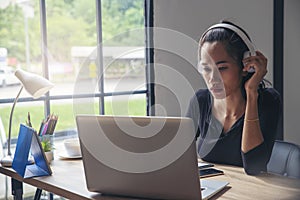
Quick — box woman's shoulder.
[259,87,282,105]
[260,87,281,100]
[189,89,211,107]
[195,89,210,99]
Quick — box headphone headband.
[201,23,256,57]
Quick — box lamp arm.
[7,86,23,156]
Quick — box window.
[0,0,149,141]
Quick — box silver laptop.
[76,115,228,200]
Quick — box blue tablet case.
[12,124,52,178]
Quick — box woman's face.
[199,41,243,99]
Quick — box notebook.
[76,115,228,200]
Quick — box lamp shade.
[14,69,54,98]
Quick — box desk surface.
[1,158,300,200]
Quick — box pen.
[38,121,44,136]
[27,112,32,127]
[41,120,49,136]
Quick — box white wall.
[284,0,300,144]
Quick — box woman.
[186,21,282,175]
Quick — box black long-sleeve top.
[186,88,282,175]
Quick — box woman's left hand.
[242,51,268,92]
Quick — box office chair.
[267,140,300,179]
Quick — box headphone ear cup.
[243,51,256,59]
[247,67,255,73]
[243,51,256,73]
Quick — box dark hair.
[199,20,267,98]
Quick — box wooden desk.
[207,164,300,200]
[1,159,300,200]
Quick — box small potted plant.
[41,138,54,163]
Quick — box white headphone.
[201,23,256,72]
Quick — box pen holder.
[39,135,54,162]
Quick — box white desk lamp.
[0,69,54,167]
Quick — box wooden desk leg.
[11,178,23,200]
